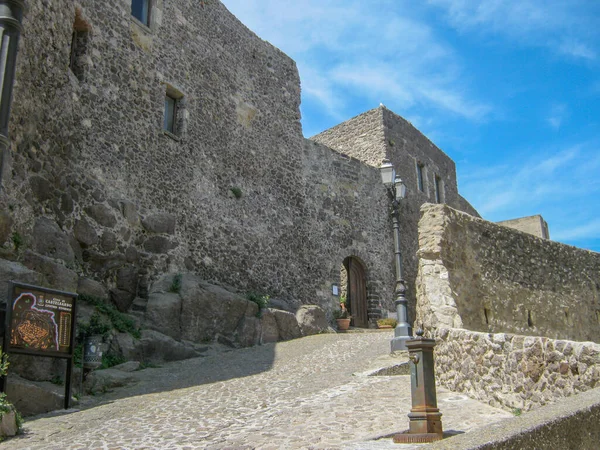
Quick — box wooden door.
[348,258,368,328]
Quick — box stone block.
[110,288,135,312]
[143,235,177,254]
[141,212,176,234]
[85,203,117,227]
[77,277,108,300]
[22,250,78,291]
[296,305,328,336]
[145,292,182,340]
[32,217,75,263]
[74,218,98,246]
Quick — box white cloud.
[222,0,491,123]
[552,219,600,242]
[427,0,599,61]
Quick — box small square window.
[164,94,177,134]
[416,163,425,192]
[132,0,150,26]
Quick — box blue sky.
[222,0,600,252]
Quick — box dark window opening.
[527,310,533,327]
[484,308,490,325]
[132,0,150,26]
[434,175,442,203]
[164,94,177,134]
[416,163,425,192]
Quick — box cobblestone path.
[5,331,511,449]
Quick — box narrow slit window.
[434,175,442,203]
[132,0,150,26]
[164,94,177,134]
[416,163,425,192]
[69,9,91,81]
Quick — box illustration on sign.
[10,289,74,354]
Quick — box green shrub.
[79,294,141,339]
[377,318,398,328]
[168,273,182,293]
[11,232,22,251]
[101,353,127,369]
[246,292,270,317]
[230,187,243,198]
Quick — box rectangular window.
[416,163,425,192]
[164,94,177,134]
[434,175,443,203]
[132,0,150,26]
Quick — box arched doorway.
[341,257,368,328]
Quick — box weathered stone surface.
[145,292,182,341]
[296,305,328,336]
[0,409,17,437]
[110,330,201,364]
[110,288,135,312]
[85,251,126,273]
[5,374,65,417]
[83,368,138,395]
[32,217,75,263]
[100,231,117,251]
[112,361,141,372]
[177,274,250,343]
[77,277,108,300]
[434,327,600,411]
[22,250,78,291]
[268,297,295,313]
[29,175,53,201]
[260,310,279,344]
[121,200,140,227]
[0,259,43,303]
[74,218,98,246]
[9,354,66,382]
[141,212,176,234]
[116,265,139,295]
[143,236,177,254]
[0,211,12,244]
[85,203,117,228]
[272,309,302,341]
[416,203,600,342]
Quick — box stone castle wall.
[0,0,394,319]
[433,327,600,412]
[312,108,479,322]
[497,215,550,239]
[416,203,600,342]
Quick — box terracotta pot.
[336,318,351,331]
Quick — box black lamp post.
[380,159,413,352]
[0,0,24,192]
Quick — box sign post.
[2,282,78,409]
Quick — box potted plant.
[334,296,351,331]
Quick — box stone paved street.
[5,331,511,449]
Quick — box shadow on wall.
[1,270,330,416]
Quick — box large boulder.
[110,288,135,312]
[77,277,109,300]
[177,274,250,343]
[32,217,75,263]
[83,368,138,395]
[260,310,279,344]
[110,330,202,363]
[296,305,328,336]
[0,259,43,303]
[272,309,302,341]
[6,374,65,417]
[22,250,78,291]
[145,292,182,340]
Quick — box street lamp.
[380,158,412,352]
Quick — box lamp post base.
[391,335,412,352]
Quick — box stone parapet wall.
[433,327,600,412]
[416,203,600,342]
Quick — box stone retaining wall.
[433,327,600,411]
[416,203,600,342]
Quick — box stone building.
[0,0,476,328]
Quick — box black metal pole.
[389,194,412,352]
[0,0,24,192]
